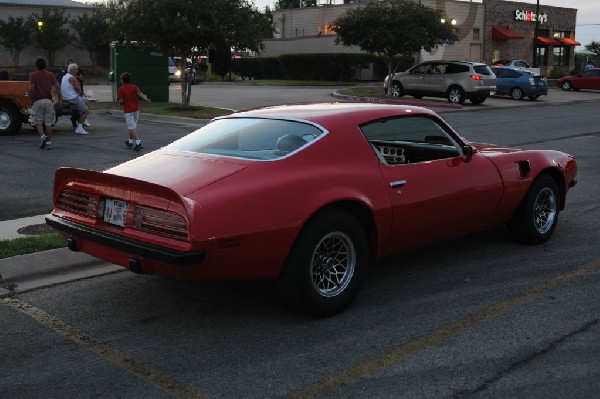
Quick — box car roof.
[220,103,437,127]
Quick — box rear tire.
[278,209,368,317]
[508,175,560,244]
[0,102,22,136]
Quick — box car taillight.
[56,189,100,218]
[470,75,482,81]
[131,206,189,240]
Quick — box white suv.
[384,61,497,104]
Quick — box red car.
[557,68,600,91]
[46,103,577,316]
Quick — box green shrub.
[548,69,566,79]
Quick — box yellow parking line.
[2,297,210,399]
[287,258,600,399]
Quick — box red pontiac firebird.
[46,103,577,316]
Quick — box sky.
[251,0,600,49]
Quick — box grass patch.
[91,101,233,119]
[0,233,67,259]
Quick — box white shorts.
[124,111,139,130]
[32,99,56,125]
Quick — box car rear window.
[474,65,493,75]
[165,118,324,160]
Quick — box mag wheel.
[511,87,524,100]
[561,81,572,91]
[391,82,403,97]
[447,86,465,104]
[278,209,368,317]
[508,175,560,244]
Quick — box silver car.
[384,60,496,104]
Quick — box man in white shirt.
[61,63,90,134]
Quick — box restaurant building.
[262,0,580,76]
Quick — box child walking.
[117,72,150,151]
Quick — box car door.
[492,68,509,95]
[361,115,504,254]
[401,63,432,94]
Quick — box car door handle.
[390,180,407,188]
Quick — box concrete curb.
[0,247,123,296]
[331,90,463,110]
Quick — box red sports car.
[46,103,577,316]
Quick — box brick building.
[263,0,580,75]
[0,0,94,70]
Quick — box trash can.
[109,44,169,102]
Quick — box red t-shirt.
[29,70,58,102]
[117,83,141,113]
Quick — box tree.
[332,0,458,96]
[112,0,270,107]
[71,2,114,76]
[0,16,34,70]
[31,8,73,67]
[585,41,600,58]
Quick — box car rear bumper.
[46,214,205,266]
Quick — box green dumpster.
[109,44,169,102]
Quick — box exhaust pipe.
[129,258,143,274]
[67,238,78,252]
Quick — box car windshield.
[164,118,324,160]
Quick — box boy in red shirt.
[117,72,150,151]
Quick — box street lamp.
[37,20,44,31]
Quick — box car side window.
[446,63,469,74]
[507,70,521,78]
[360,115,461,165]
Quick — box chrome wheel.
[533,187,557,234]
[310,232,356,298]
[447,87,465,104]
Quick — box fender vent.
[517,160,531,179]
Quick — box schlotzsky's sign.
[515,9,548,24]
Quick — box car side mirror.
[462,145,474,161]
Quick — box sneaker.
[133,143,143,152]
[83,120,91,128]
[40,135,49,149]
[45,142,52,150]
[75,126,89,135]
[125,140,133,148]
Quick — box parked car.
[491,66,548,100]
[557,68,600,91]
[168,57,182,83]
[384,61,496,104]
[492,59,531,69]
[46,103,577,316]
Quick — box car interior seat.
[276,134,307,153]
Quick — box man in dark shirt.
[29,57,59,149]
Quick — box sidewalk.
[0,215,122,297]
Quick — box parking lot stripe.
[2,297,210,399]
[287,258,600,399]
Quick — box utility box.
[109,44,168,102]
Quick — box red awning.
[536,36,561,46]
[556,37,581,46]
[492,26,524,40]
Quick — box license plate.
[103,198,128,227]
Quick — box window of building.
[473,28,480,41]
[535,47,548,67]
[553,46,569,66]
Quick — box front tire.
[561,81,572,91]
[391,81,403,97]
[278,209,368,317]
[447,86,465,104]
[511,87,524,100]
[508,175,560,244]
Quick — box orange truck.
[0,80,77,135]
[0,80,32,135]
